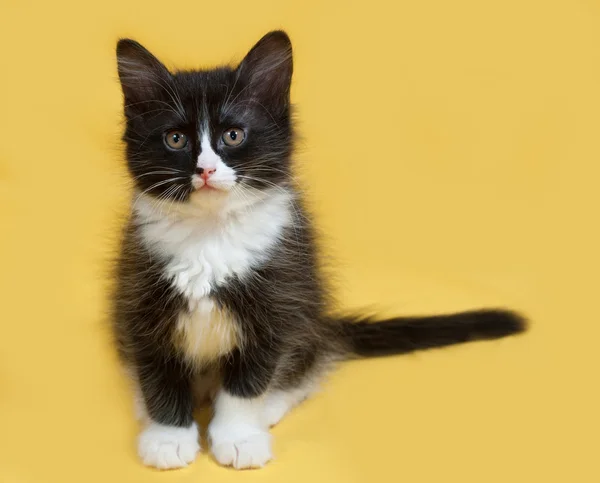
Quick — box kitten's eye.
[222,128,246,147]
[164,130,188,150]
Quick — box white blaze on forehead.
[198,131,222,169]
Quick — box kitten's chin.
[192,186,219,194]
[191,185,232,197]
[187,186,232,212]
[191,174,235,194]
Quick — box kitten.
[112,30,526,470]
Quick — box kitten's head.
[116,31,293,210]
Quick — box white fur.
[261,378,319,427]
[198,132,222,169]
[207,380,318,469]
[135,187,292,300]
[138,421,200,470]
[133,149,297,470]
[191,132,237,191]
[208,391,273,469]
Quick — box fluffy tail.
[339,309,526,357]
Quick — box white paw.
[209,423,272,469]
[138,422,200,470]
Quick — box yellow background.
[0,0,598,482]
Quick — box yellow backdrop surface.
[0,1,598,482]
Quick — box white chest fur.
[136,189,292,299]
[134,188,293,364]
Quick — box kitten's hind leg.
[261,378,320,427]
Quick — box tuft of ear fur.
[236,30,293,112]
[116,39,172,111]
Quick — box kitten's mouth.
[192,182,232,195]
[191,175,235,194]
[191,176,220,192]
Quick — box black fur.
[341,310,526,357]
[112,31,526,432]
[116,33,293,199]
[114,224,195,426]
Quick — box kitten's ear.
[236,31,293,111]
[116,39,172,106]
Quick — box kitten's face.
[116,31,293,207]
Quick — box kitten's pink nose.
[196,166,216,180]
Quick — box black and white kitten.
[112,31,525,470]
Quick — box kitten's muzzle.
[195,167,216,180]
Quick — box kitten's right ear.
[116,39,171,105]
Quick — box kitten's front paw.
[138,422,200,470]
[208,422,272,469]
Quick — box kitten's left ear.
[236,30,293,111]
[116,39,172,107]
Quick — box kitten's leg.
[135,355,200,470]
[262,351,332,427]
[261,378,319,427]
[131,380,149,422]
[207,379,319,468]
[123,366,149,422]
[208,348,275,469]
[208,391,273,469]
